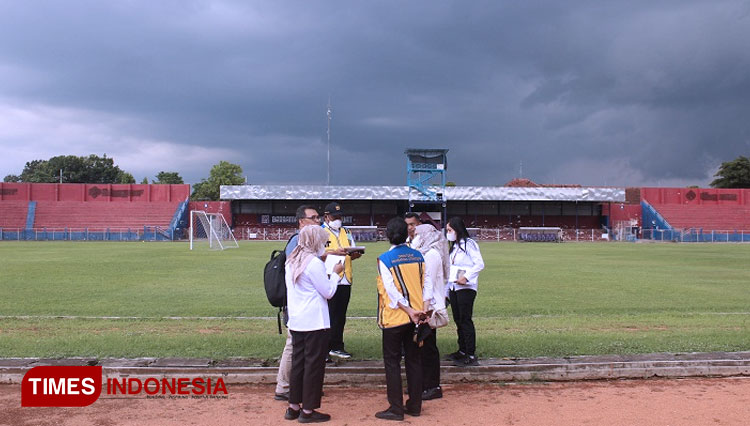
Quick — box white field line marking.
[1,313,749,321]
[0,315,378,320]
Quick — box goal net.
[189,211,239,250]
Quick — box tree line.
[3,154,244,200]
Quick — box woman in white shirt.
[284,225,343,423]
[412,224,450,400]
[445,217,484,367]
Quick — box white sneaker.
[328,350,352,359]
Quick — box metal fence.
[641,229,750,243]
[6,225,747,243]
[232,226,614,242]
[0,227,176,241]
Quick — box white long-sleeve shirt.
[285,257,339,331]
[423,248,446,310]
[446,238,484,293]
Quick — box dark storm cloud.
[1,0,749,187]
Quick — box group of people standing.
[277,203,484,423]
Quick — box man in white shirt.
[404,212,421,245]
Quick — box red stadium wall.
[601,203,642,226]
[0,183,189,202]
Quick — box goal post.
[189,211,239,250]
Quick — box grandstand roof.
[221,185,625,202]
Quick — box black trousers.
[449,289,477,356]
[382,323,422,415]
[328,284,351,352]
[290,329,329,410]
[421,327,440,390]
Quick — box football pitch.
[1,241,748,360]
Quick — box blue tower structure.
[405,148,449,225]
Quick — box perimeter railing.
[640,228,750,242]
[0,226,176,241]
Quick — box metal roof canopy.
[221,185,626,202]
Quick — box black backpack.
[263,234,295,333]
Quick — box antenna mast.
[327,96,332,185]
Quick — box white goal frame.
[189,211,239,250]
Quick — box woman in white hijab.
[284,225,343,423]
[412,224,450,401]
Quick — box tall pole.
[327,96,332,185]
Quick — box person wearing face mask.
[322,202,362,360]
[284,225,343,422]
[412,224,450,400]
[445,217,484,367]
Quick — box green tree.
[710,156,750,188]
[140,177,149,184]
[15,154,133,184]
[154,171,184,184]
[191,161,244,200]
[3,174,21,182]
[117,171,136,184]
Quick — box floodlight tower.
[405,149,449,227]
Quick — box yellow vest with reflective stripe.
[325,226,353,283]
[376,245,425,329]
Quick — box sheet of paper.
[324,254,346,276]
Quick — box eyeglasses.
[303,216,321,221]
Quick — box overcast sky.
[1,1,749,188]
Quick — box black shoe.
[445,350,465,361]
[275,391,290,401]
[404,401,421,417]
[284,407,300,420]
[298,410,331,423]
[422,386,443,400]
[453,355,479,367]
[375,409,404,421]
[404,407,421,417]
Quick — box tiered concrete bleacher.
[1,183,190,240]
[645,204,750,231]
[642,187,750,232]
[33,201,179,229]
[0,201,29,228]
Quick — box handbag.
[427,307,450,329]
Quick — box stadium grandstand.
[3,181,748,243]
[0,183,190,241]
[219,180,627,242]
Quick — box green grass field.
[1,241,748,360]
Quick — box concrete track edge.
[2,351,749,385]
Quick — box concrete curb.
[2,352,749,385]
